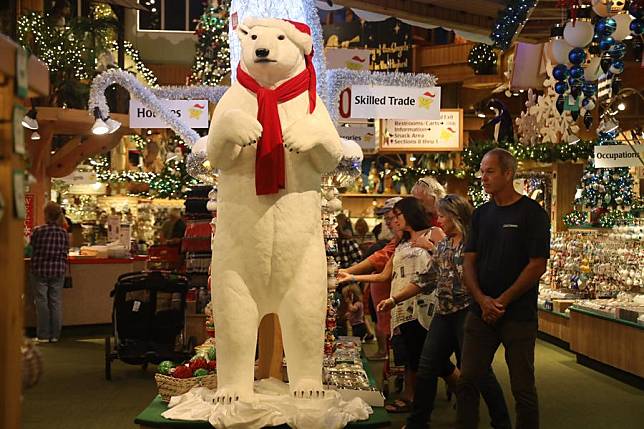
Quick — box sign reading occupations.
[129,100,209,129]
[350,85,441,120]
[381,109,463,152]
[594,144,644,168]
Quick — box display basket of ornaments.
[154,343,217,402]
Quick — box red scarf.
[236,63,316,195]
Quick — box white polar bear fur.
[207,20,343,403]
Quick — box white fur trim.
[243,17,312,55]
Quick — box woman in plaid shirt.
[29,202,69,343]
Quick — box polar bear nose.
[255,48,270,58]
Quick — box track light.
[476,110,486,118]
[105,117,121,133]
[22,107,38,130]
[31,131,41,140]
[617,102,626,111]
[91,107,110,135]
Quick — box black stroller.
[105,271,194,380]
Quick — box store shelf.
[570,306,643,330]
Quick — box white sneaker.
[49,338,59,343]
[35,338,49,343]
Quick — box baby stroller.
[105,271,193,380]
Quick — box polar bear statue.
[206,17,343,404]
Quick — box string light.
[190,2,231,86]
[490,0,538,50]
[467,43,497,75]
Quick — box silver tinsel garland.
[186,151,217,185]
[151,86,228,105]
[89,69,211,147]
[326,70,438,123]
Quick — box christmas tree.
[576,132,634,226]
[189,1,230,86]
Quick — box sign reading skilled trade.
[594,144,644,168]
[350,85,441,120]
[129,100,209,129]
[381,109,463,152]
[337,124,377,153]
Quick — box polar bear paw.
[283,115,321,154]
[220,109,262,148]
[212,386,249,405]
[290,379,326,399]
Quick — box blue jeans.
[407,308,511,429]
[30,272,64,340]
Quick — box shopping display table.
[134,396,390,428]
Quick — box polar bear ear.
[237,24,250,39]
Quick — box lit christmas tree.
[576,132,634,226]
[467,43,497,75]
[189,1,230,86]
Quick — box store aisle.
[22,337,643,429]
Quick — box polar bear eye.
[251,34,257,40]
[278,35,285,40]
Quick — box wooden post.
[256,314,284,380]
[0,35,48,429]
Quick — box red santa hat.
[242,17,316,113]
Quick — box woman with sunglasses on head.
[338,197,454,413]
[378,194,511,429]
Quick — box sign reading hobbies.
[350,85,441,120]
[129,100,209,129]
[381,109,463,152]
[594,144,644,168]
[325,48,371,71]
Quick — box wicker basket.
[155,373,218,402]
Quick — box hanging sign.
[594,144,644,168]
[350,85,441,120]
[337,124,377,153]
[24,192,34,239]
[325,48,371,71]
[380,109,463,152]
[129,100,209,129]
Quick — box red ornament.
[173,365,193,379]
[207,360,217,371]
[189,357,208,372]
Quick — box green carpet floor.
[22,336,643,429]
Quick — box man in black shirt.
[457,149,550,429]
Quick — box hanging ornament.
[564,18,594,48]
[568,47,587,64]
[609,59,625,74]
[608,41,626,59]
[582,96,596,110]
[551,24,573,64]
[629,1,643,19]
[555,81,569,94]
[584,110,593,129]
[598,35,616,51]
[569,64,585,79]
[631,18,644,35]
[571,109,580,121]
[582,81,596,97]
[556,94,565,114]
[588,40,602,56]
[596,17,617,36]
[600,55,612,72]
[633,38,644,62]
[612,12,634,40]
[592,0,612,17]
[584,55,602,80]
[552,63,569,80]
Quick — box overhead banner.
[337,124,377,153]
[380,109,463,152]
[129,100,209,129]
[594,144,644,168]
[350,85,441,120]
[325,48,371,71]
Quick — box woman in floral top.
[378,194,511,429]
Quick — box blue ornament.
[608,42,626,60]
[582,82,596,97]
[631,19,644,36]
[609,59,624,75]
[555,81,569,95]
[568,47,586,65]
[556,94,565,115]
[629,2,643,20]
[552,64,569,81]
[600,57,612,73]
[569,65,584,79]
[599,36,615,51]
[596,18,617,37]
[581,97,595,111]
